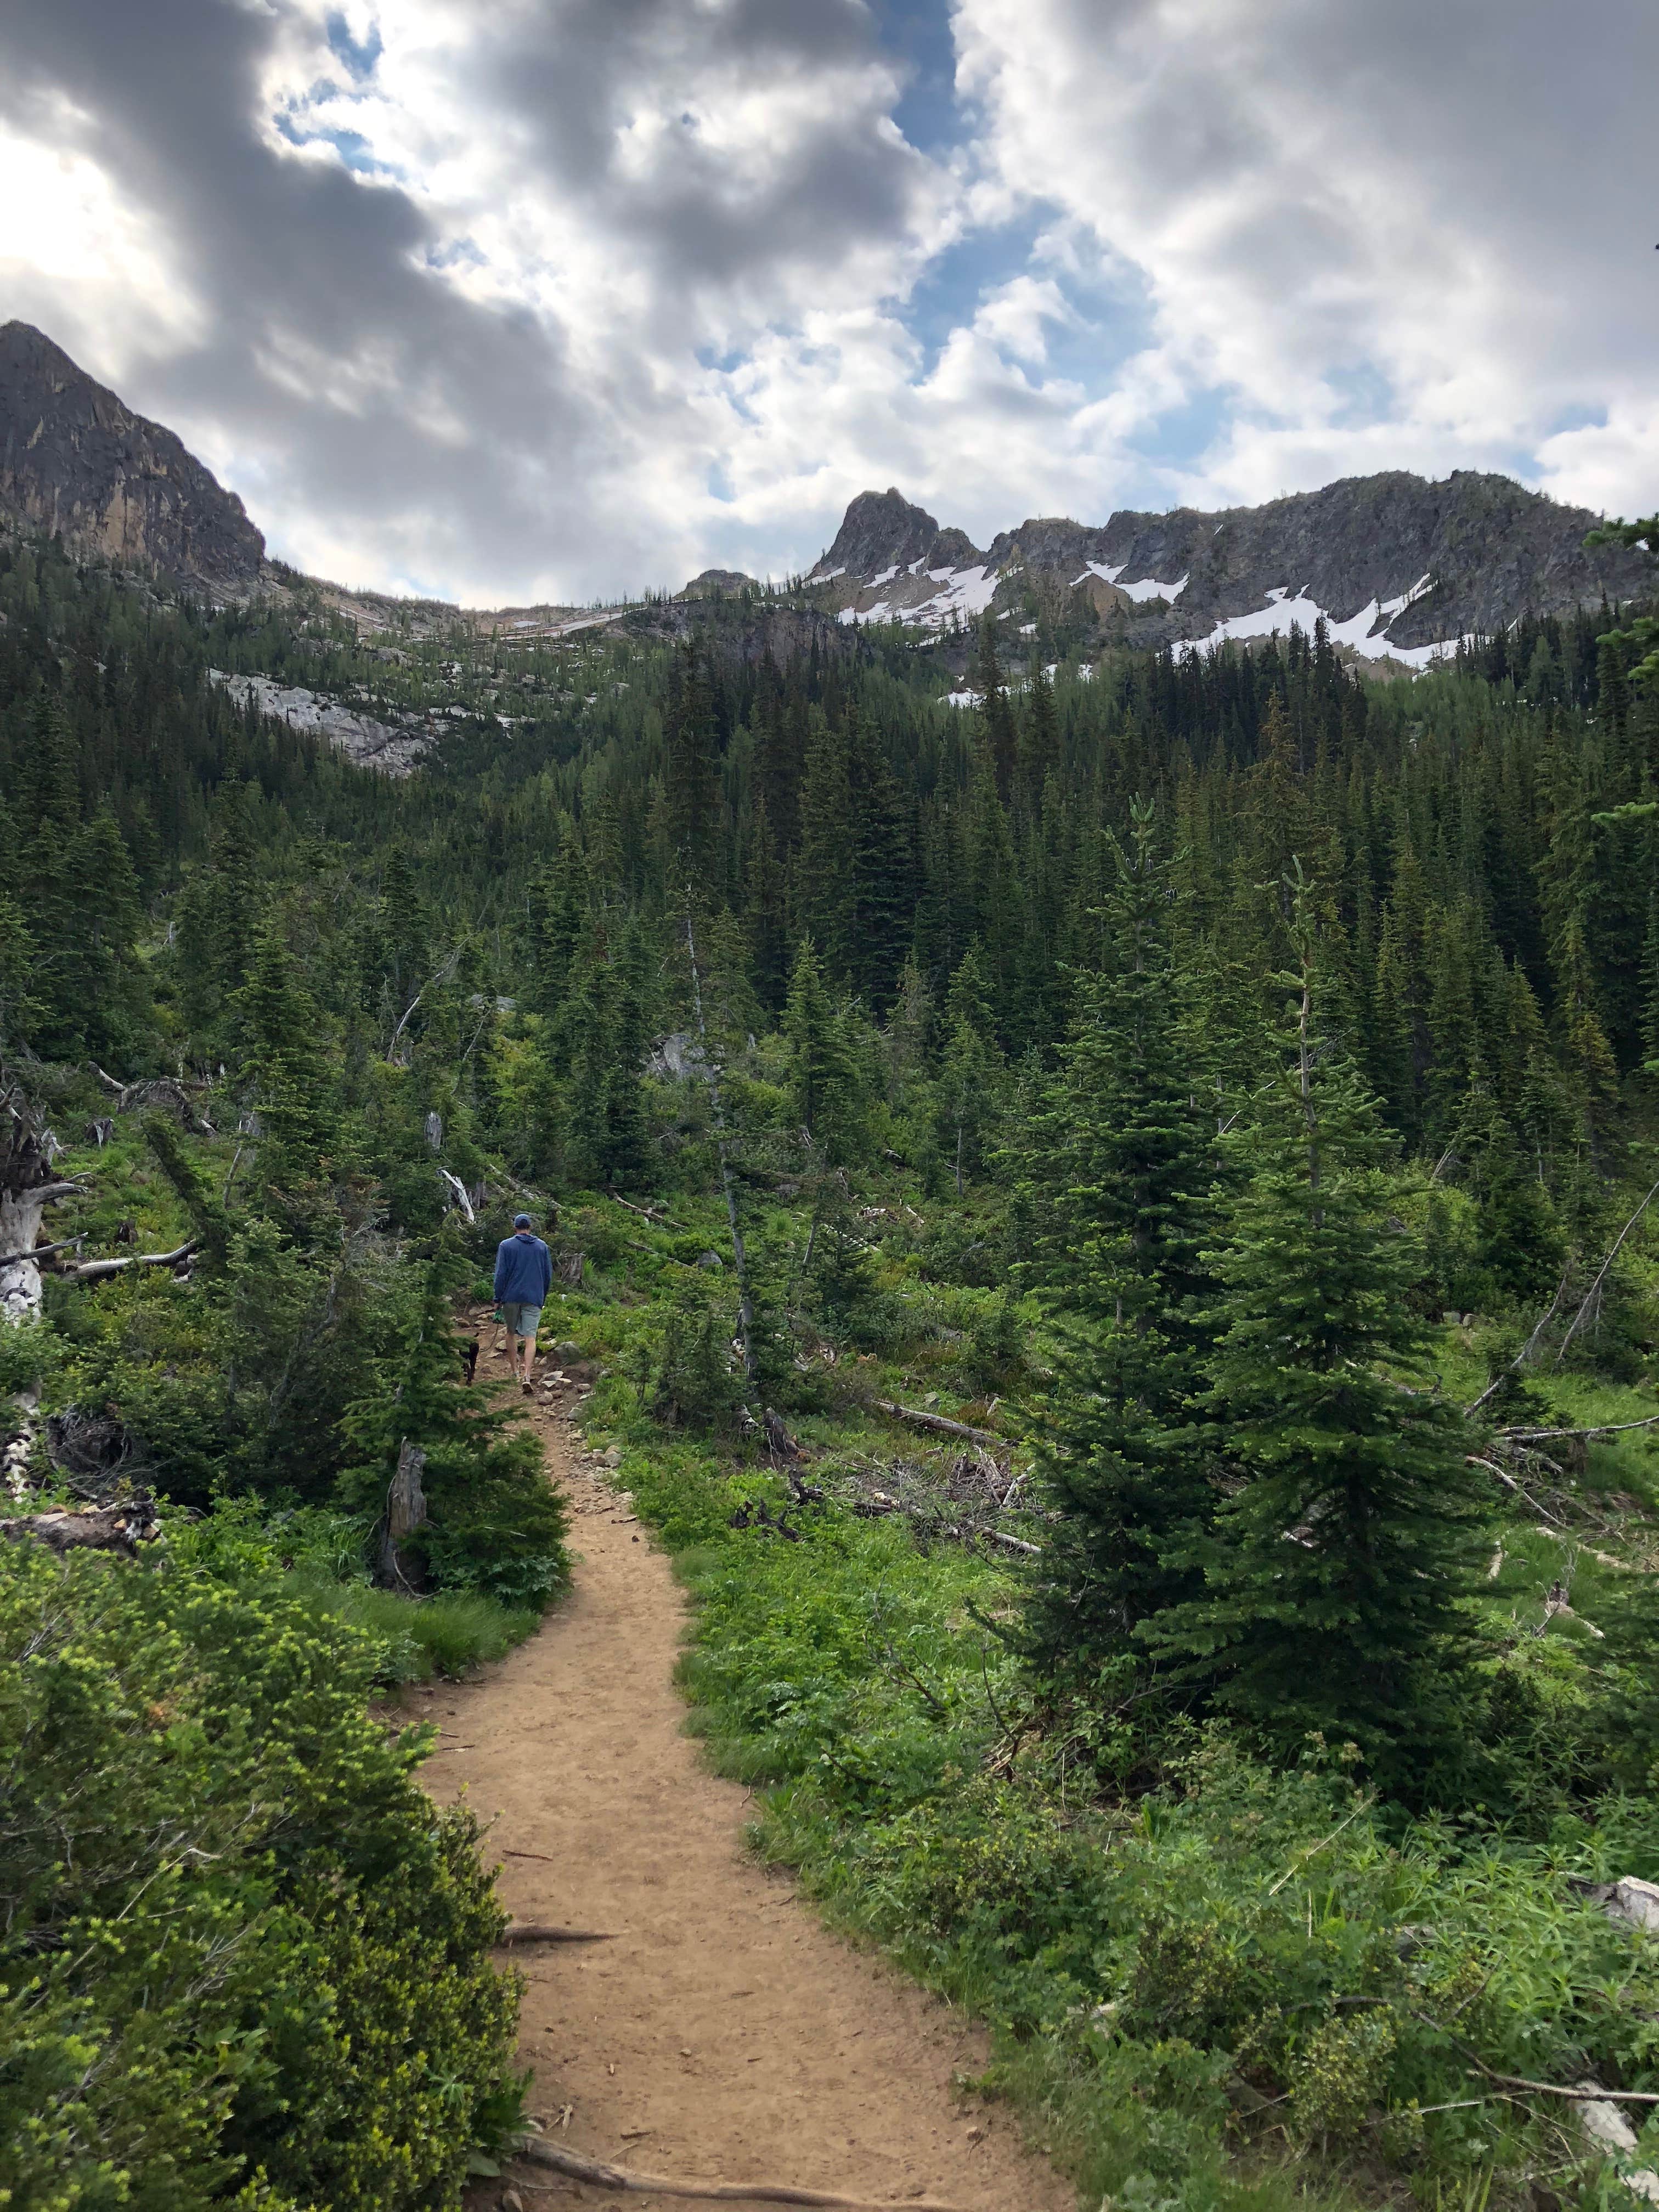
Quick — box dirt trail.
[418,1331,1074,2212]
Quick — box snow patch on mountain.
[841,562,1002,630]
[1177,579,1467,669]
[1073,559,1190,603]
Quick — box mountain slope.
[808,473,1652,664]
[0,321,264,588]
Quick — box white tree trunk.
[0,1184,49,1325]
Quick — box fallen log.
[516,2138,973,2210]
[874,1400,1006,1451]
[1500,1414,1659,1443]
[984,1528,1041,1556]
[1,1498,161,1555]
[498,1922,616,1945]
[69,1239,197,1282]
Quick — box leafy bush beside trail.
[0,1531,523,2212]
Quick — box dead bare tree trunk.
[2,1069,82,1325]
[377,1440,428,1590]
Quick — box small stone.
[501,2192,524,2212]
[1611,1877,1659,1932]
[1578,2094,1659,2201]
[697,1250,724,1270]
[600,1445,623,1468]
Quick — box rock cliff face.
[0,322,264,589]
[809,473,1651,664]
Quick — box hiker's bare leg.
[516,1331,537,1390]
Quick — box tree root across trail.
[420,1328,1074,2212]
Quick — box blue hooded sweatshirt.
[494,1231,553,1307]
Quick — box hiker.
[493,1212,554,1395]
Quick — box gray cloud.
[2,0,1656,600]
[1,0,937,598]
[3,0,616,595]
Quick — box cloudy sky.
[3,0,1656,605]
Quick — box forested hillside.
[4,520,1659,2212]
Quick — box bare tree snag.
[377,1440,428,1590]
[437,1167,475,1222]
[516,2139,973,2210]
[2,1071,85,1325]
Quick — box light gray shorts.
[501,1302,543,1339]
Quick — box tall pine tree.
[1018,802,1217,1678]
[1143,889,1490,1774]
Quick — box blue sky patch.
[325,12,383,83]
[866,0,964,155]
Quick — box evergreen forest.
[6,525,1659,2212]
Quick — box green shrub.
[295,1575,538,1680]
[0,1537,523,2210]
[650,1290,745,1432]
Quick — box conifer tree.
[237,923,341,1197]
[974,617,1019,800]
[1019,664,1060,811]
[936,944,1005,1193]
[0,896,42,1054]
[1019,803,1217,1673]
[794,713,854,974]
[526,835,588,1019]
[742,794,790,1011]
[1143,896,1490,1771]
[844,713,912,1009]
[664,642,723,885]
[784,938,838,1139]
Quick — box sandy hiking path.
[416,1327,1075,2212]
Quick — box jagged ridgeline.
[5,325,1659,2212]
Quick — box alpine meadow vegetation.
[4,524,1659,2212]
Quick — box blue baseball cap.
[513,1212,532,1228]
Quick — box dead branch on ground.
[498,1922,616,1945]
[516,2138,974,2210]
[874,1400,1006,1451]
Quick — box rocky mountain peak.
[0,321,264,590]
[811,487,983,580]
[809,470,1651,665]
